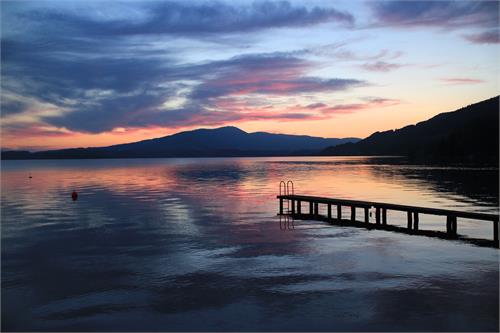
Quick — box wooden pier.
[277,194,500,248]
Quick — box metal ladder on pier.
[279,180,295,229]
[279,180,294,214]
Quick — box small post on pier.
[351,207,356,221]
[309,202,313,215]
[279,198,283,215]
[382,208,387,225]
[297,201,301,214]
[291,200,295,214]
[407,211,413,230]
[364,207,369,223]
[414,212,419,230]
[375,207,381,225]
[328,204,332,219]
[314,202,319,216]
[337,205,342,220]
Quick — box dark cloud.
[44,92,171,133]
[369,1,499,29]
[2,36,366,134]
[0,97,29,116]
[305,103,327,109]
[361,61,404,72]
[193,76,364,99]
[190,53,364,99]
[1,38,176,106]
[20,1,354,37]
[368,1,499,45]
[1,1,364,134]
[463,29,500,44]
[34,52,365,133]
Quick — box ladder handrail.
[279,180,295,214]
[286,180,294,196]
[279,181,286,196]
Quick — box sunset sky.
[1,0,499,150]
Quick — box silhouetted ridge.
[322,96,499,164]
[1,126,359,159]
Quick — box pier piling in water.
[407,211,413,230]
[277,194,499,248]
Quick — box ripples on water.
[1,157,498,331]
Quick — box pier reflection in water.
[277,193,499,247]
[1,157,498,331]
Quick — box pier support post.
[291,200,295,214]
[309,202,313,215]
[297,201,301,214]
[376,208,381,225]
[413,212,419,230]
[328,204,332,219]
[351,207,356,221]
[382,208,387,225]
[494,220,499,248]
[364,208,369,223]
[279,199,283,215]
[407,211,413,230]
[451,216,457,236]
[446,215,457,236]
[314,202,319,216]
[337,205,342,221]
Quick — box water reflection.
[279,215,295,230]
[1,157,498,331]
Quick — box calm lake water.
[1,156,499,331]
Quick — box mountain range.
[322,96,499,163]
[2,96,498,162]
[1,127,359,159]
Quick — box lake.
[1,156,499,331]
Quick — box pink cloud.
[192,55,364,99]
[319,98,401,114]
[2,125,73,138]
[196,97,400,127]
[439,78,484,85]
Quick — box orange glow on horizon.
[1,90,496,151]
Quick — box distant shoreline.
[1,155,498,168]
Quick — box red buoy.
[71,191,78,201]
